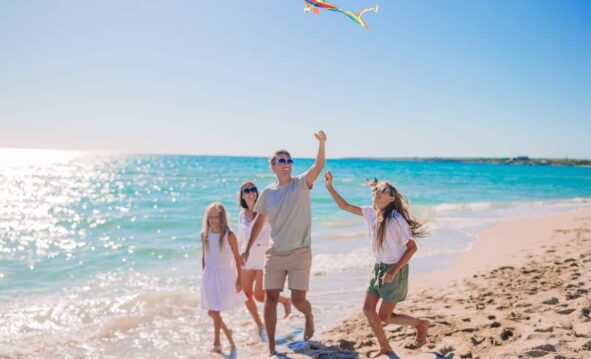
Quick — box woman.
[237,181,292,339]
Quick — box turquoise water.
[1,150,591,298]
[1,149,590,357]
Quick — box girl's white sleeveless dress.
[200,231,244,311]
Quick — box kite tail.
[357,4,379,18]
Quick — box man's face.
[272,154,293,178]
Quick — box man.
[241,130,327,355]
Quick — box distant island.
[342,156,591,167]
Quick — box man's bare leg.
[291,289,314,340]
[264,289,281,355]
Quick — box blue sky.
[1,0,589,158]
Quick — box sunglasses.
[276,158,293,165]
[372,186,390,193]
[242,187,258,194]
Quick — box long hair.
[374,181,428,250]
[238,181,259,209]
[202,202,230,250]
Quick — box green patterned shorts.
[367,262,409,303]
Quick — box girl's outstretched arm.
[228,232,242,293]
[324,170,362,216]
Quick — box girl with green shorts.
[324,171,430,357]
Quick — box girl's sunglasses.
[276,158,294,165]
[242,187,258,194]
[372,186,390,193]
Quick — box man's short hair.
[270,150,291,166]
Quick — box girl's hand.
[381,269,398,284]
[235,279,242,293]
[324,171,333,188]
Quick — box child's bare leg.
[378,301,429,346]
[362,293,393,356]
[208,310,222,352]
[243,269,263,329]
[218,313,235,347]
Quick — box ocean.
[1,149,590,358]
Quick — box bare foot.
[282,298,292,318]
[304,314,315,341]
[412,319,429,348]
[211,344,222,353]
[372,348,394,357]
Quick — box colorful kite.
[303,0,379,29]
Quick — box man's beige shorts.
[263,246,312,291]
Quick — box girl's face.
[372,185,395,210]
[208,209,222,232]
[241,183,258,206]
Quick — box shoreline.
[284,207,591,358]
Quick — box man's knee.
[290,290,308,309]
[265,290,281,305]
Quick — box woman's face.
[241,183,258,205]
[372,185,395,210]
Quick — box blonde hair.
[202,202,230,250]
[373,181,427,250]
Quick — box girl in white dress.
[324,171,430,356]
[200,202,243,353]
[237,181,291,338]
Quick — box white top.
[238,209,271,250]
[361,206,412,264]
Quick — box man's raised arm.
[304,130,327,188]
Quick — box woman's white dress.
[200,231,244,311]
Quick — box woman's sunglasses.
[276,158,294,165]
[242,187,258,194]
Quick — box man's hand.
[315,130,327,144]
[235,279,242,293]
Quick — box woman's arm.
[324,171,363,216]
[382,239,417,283]
[229,232,242,293]
[241,213,266,265]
